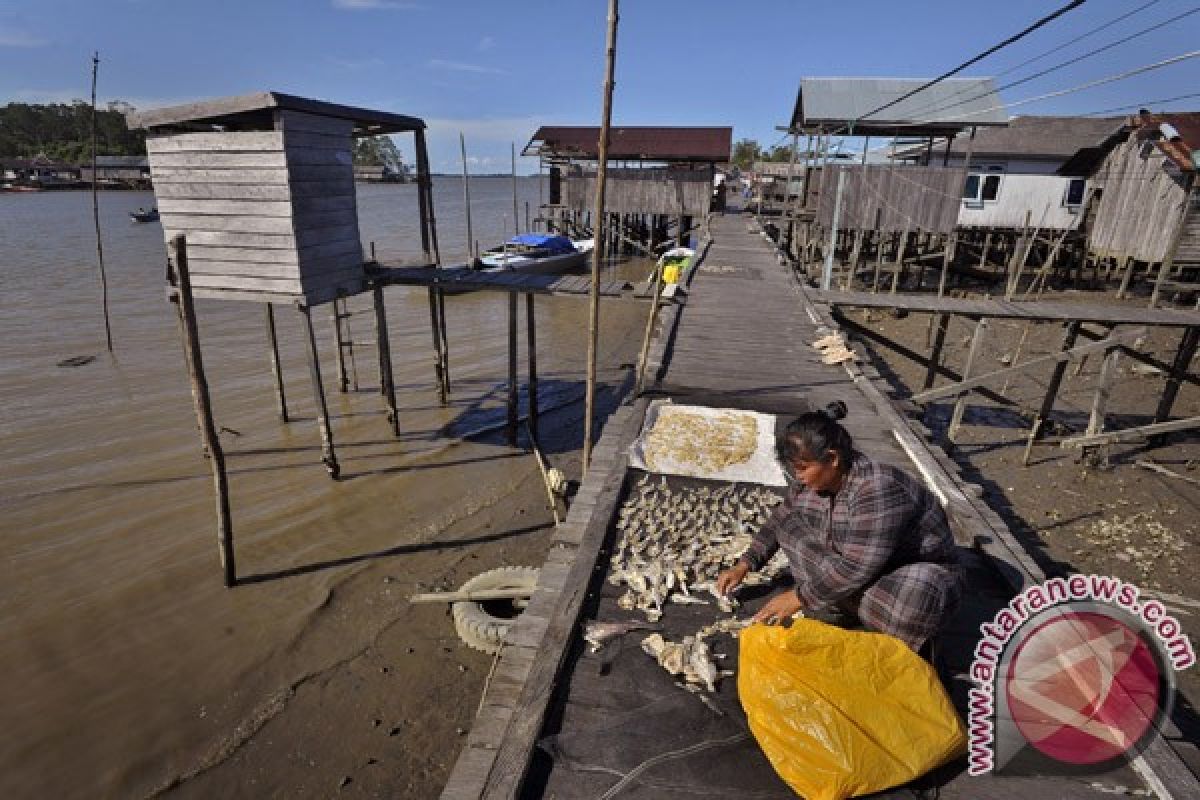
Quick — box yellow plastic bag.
[739,619,966,800]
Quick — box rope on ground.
[596,731,751,800]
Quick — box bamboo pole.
[526,293,539,442]
[410,587,533,604]
[90,52,113,353]
[583,0,619,474]
[415,129,449,403]
[373,286,400,437]
[635,260,666,395]
[168,236,235,586]
[300,303,340,480]
[460,132,474,261]
[507,291,519,447]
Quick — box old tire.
[452,566,539,655]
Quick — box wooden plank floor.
[439,213,1194,799]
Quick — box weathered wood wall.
[563,167,711,216]
[147,110,364,303]
[1087,135,1190,264]
[812,164,964,234]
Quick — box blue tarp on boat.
[508,233,576,254]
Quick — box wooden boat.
[129,207,159,223]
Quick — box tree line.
[0,101,146,163]
[731,138,796,171]
[1,101,405,168]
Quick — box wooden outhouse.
[127,92,426,305]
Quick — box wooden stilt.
[416,128,450,402]
[924,314,951,389]
[1023,320,1081,466]
[526,293,539,443]
[299,303,340,480]
[168,235,235,586]
[1153,325,1200,427]
[937,231,957,297]
[372,286,399,437]
[949,318,988,442]
[265,303,289,423]
[1115,257,1135,299]
[635,259,666,395]
[890,229,908,294]
[331,295,349,393]
[507,291,519,447]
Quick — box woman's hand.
[752,590,804,625]
[715,561,750,596]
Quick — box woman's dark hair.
[776,400,853,469]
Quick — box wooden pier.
[439,210,1200,799]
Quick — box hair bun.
[822,400,848,421]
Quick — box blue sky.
[1,0,1197,172]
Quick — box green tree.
[353,135,405,170]
[0,101,146,160]
[730,138,761,171]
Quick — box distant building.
[79,155,151,188]
[0,155,82,188]
[353,164,407,183]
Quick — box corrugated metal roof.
[1138,111,1200,172]
[791,77,1008,135]
[945,115,1125,159]
[524,126,732,163]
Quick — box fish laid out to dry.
[610,475,789,622]
[583,620,659,653]
[641,405,760,474]
[640,618,751,693]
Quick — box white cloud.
[0,29,48,48]
[478,35,495,51]
[427,58,506,76]
[332,0,418,9]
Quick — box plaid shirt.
[742,452,960,611]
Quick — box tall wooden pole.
[415,129,449,403]
[584,0,619,473]
[507,291,519,447]
[265,304,288,422]
[460,131,474,260]
[512,142,520,236]
[168,236,235,586]
[300,303,341,480]
[90,52,113,353]
[526,293,539,443]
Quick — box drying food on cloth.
[582,620,659,653]
[629,401,786,485]
[610,475,788,622]
[811,332,859,365]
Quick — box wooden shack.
[127,92,426,305]
[1078,111,1199,266]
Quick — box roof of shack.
[125,91,424,135]
[524,126,732,163]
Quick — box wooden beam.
[373,286,400,437]
[1061,415,1200,449]
[299,302,340,479]
[913,327,1147,404]
[264,303,289,423]
[507,291,519,447]
[948,318,988,442]
[924,313,950,389]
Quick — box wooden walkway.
[438,213,1200,800]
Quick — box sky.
[1,0,1197,173]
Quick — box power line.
[854,0,1087,126]
[907,6,1200,121]
[900,0,1165,120]
[1082,91,1200,116]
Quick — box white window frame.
[1062,177,1087,211]
[963,166,1004,208]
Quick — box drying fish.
[583,620,659,653]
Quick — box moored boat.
[476,233,587,275]
[129,207,159,223]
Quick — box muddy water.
[0,178,653,797]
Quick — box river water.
[0,178,652,797]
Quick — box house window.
[1063,178,1086,208]
[963,168,1002,205]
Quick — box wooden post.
[949,318,988,442]
[168,236,235,586]
[584,0,619,473]
[822,169,846,290]
[1115,256,1135,299]
[1005,211,1033,300]
[460,132,474,261]
[1022,321,1081,465]
[871,209,885,293]
[1150,180,1197,308]
[331,297,349,393]
[373,286,400,437]
[416,129,449,404]
[635,260,666,395]
[1083,344,1122,463]
[265,303,289,423]
[299,303,340,479]
[1152,326,1200,427]
[978,231,993,272]
[924,314,950,390]
[937,231,957,297]
[526,293,539,443]
[507,291,519,447]
[511,142,520,236]
[90,52,113,353]
[890,228,909,294]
